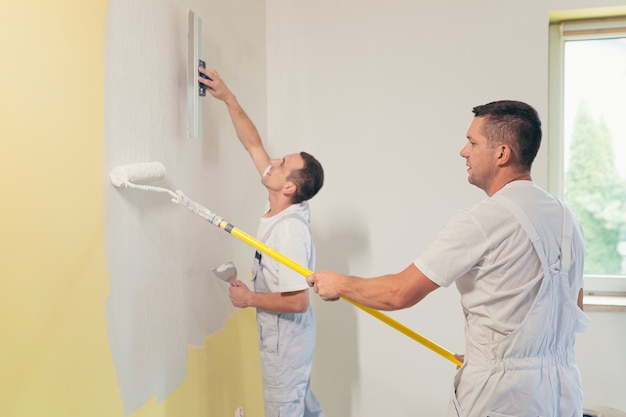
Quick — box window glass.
[550,17,626,294]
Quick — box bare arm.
[577,288,584,310]
[229,280,310,313]
[199,68,270,176]
[307,263,440,310]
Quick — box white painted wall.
[102,0,626,414]
[103,0,265,413]
[261,0,626,416]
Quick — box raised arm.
[199,68,270,176]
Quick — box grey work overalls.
[252,213,325,417]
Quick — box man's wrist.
[223,93,238,107]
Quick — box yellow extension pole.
[225,223,462,367]
[110,166,463,365]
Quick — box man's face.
[261,153,305,194]
[459,116,498,192]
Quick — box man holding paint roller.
[199,68,326,417]
[307,101,589,417]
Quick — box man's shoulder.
[495,180,552,201]
[448,195,517,235]
[281,202,311,223]
[263,205,311,239]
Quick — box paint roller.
[109,162,462,367]
[110,162,178,198]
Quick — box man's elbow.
[284,290,309,313]
[294,298,309,313]
[386,290,428,311]
[375,293,410,311]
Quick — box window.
[549,12,626,299]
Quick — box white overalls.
[252,209,325,417]
[448,194,590,417]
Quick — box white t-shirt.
[256,201,315,294]
[414,181,584,343]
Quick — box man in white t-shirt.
[200,68,326,417]
[307,100,589,417]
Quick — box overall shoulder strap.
[556,198,574,271]
[491,195,540,244]
[491,194,548,268]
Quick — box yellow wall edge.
[550,5,626,22]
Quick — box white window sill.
[583,294,626,312]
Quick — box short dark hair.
[288,152,324,204]
[472,100,542,170]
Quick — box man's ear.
[496,144,511,165]
[283,182,297,196]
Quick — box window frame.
[548,13,626,299]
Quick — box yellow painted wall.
[135,311,264,417]
[0,0,264,415]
